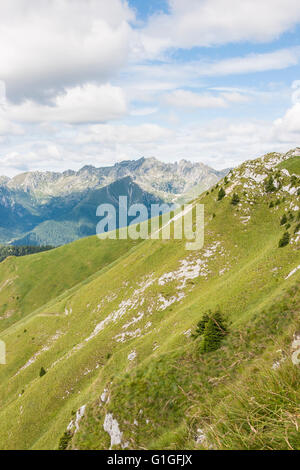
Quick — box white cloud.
[220,92,250,104]
[0,0,134,101]
[200,47,300,76]
[138,0,300,56]
[164,90,227,108]
[1,2,300,176]
[273,81,300,134]
[274,103,300,134]
[0,111,299,176]
[0,99,23,136]
[163,89,250,108]
[76,123,174,144]
[129,48,300,92]
[130,107,158,116]
[8,83,127,124]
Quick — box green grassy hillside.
[0,236,141,331]
[0,149,299,450]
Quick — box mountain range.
[0,157,227,246]
[0,148,299,450]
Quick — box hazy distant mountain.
[12,177,163,246]
[3,157,227,199]
[0,157,228,246]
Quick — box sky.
[0,0,300,176]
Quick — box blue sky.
[0,0,300,175]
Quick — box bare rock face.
[2,156,227,199]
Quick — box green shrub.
[280,214,287,225]
[217,187,226,201]
[294,223,300,234]
[231,193,240,206]
[278,231,290,248]
[200,311,228,353]
[58,431,73,450]
[39,367,47,377]
[193,310,228,353]
[290,175,298,186]
[265,176,276,193]
[192,313,210,339]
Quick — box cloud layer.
[0,0,133,101]
[0,0,300,176]
[139,0,300,56]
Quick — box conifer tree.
[265,176,276,193]
[39,367,47,377]
[278,231,290,247]
[280,214,287,225]
[217,187,226,201]
[231,193,240,205]
[192,313,210,338]
[194,310,228,353]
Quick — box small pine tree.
[231,193,240,205]
[280,214,288,225]
[192,313,210,339]
[217,187,226,201]
[290,175,297,187]
[269,201,274,208]
[278,231,290,248]
[200,319,217,353]
[198,310,228,353]
[265,176,276,193]
[39,367,47,377]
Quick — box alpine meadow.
[1,0,300,456]
[0,149,299,450]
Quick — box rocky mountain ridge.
[1,157,227,200]
[0,156,228,246]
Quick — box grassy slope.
[0,150,299,450]
[0,236,141,331]
[278,155,300,175]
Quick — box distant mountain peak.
[2,156,226,200]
